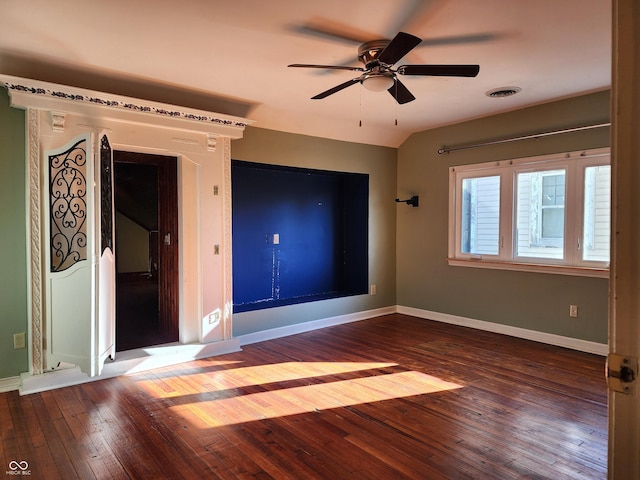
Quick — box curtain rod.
[437,122,611,155]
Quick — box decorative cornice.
[0,75,253,135]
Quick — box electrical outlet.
[13,332,26,349]
[569,305,578,318]
[370,284,377,295]
[209,309,221,325]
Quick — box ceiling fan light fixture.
[362,74,395,92]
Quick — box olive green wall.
[231,127,397,337]
[0,88,612,383]
[0,89,28,378]
[397,91,611,344]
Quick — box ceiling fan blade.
[398,64,480,77]
[387,79,416,104]
[377,32,422,66]
[386,0,443,39]
[421,32,507,47]
[292,19,377,45]
[288,64,364,72]
[312,77,362,99]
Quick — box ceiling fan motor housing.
[358,39,391,68]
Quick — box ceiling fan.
[288,31,480,104]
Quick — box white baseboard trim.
[397,305,608,356]
[0,376,21,393]
[19,339,241,395]
[237,306,397,346]
[13,304,605,394]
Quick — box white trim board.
[0,376,21,393]
[237,306,397,346]
[19,339,241,395]
[397,306,608,356]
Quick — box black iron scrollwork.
[50,139,88,272]
[100,135,113,254]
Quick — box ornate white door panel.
[45,132,115,376]
[97,134,116,369]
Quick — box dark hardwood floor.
[0,314,607,479]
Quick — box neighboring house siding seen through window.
[448,148,610,277]
[461,175,500,255]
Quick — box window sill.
[447,258,609,278]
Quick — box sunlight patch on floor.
[170,370,464,427]
[135,361,398,398]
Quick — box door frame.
[608,1,640,477]
[113,150,179,343]
[1,74,249,382]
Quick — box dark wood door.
[113,151,178,348]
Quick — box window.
[461,175,500,255]
[516,169,567,259]
[448,148,610,276]
[583,165,611,262]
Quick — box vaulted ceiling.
[0,0,611,147]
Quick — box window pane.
[542,208,564,238]
[461,176,500,255]
[516,170,565,259]
[583,165,611,262]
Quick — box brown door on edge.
[113,151,178,351]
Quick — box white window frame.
[450,165,512,262]
[448,148,610,278]
[513,162,573,265]
[538,171,566,247]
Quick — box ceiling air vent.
[486,87,522,98]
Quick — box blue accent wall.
[232,160,368,312]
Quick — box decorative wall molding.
[27,108,43,375]
[222,137,233,341]
[206,134,218,152]
[0,75,253,140]
[50,111,66,132]
[3,78,250,129]
[170,137,200,146]
[5,75,253,386]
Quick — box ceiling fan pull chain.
[359,82,362,127]
[395,81,398,126]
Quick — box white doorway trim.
[0,75,252,392]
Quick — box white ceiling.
[0,0,611,147]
